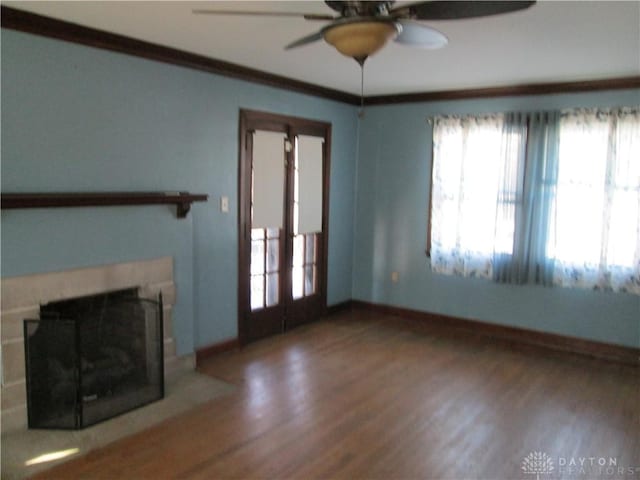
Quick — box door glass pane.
[266,273,279,307]
[252,131,286,229]
[293,235,304,268]
[251,228,264,240]
[292,266,304,300]
[251,240,264,276]
[305,234,316,265]
[251,275,264,310]
[304,266,314,296]
[267,239,279,273]
[296,135,324,234]
[266,227,280,239]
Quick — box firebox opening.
[24,287,164,430]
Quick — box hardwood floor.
[35,309,639,479]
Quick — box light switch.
[220,196,229,213]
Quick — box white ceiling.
[4,1,640,96]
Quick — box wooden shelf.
[1,192,209,219]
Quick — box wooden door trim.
[238,109,332,345]
[237,111,251,345]
[321,130,332,314]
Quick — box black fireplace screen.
[24,288,164,429]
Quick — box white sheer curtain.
[430,107,639,295]
[430,114,525,278]
[548,107,640,293]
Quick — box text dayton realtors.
[558,457,640,476]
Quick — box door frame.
[237,109,332,345]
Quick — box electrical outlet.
[391,271,399,283]
[220,196,229,213]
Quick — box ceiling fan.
[194,1,535,114]
[193,1,535,65]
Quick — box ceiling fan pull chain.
[358,56,366,118]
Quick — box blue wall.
[353,90,640,348]
[1,29,358,355]
[3,28,638,352]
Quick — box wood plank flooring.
[34,309,639,479]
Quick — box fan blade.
[193,10,336,21]
[325,1,348,14]
[285,30,325,50]
[391,1,535,20]
[325,1,395,16]
[395,20,448,49]
[304,14,339,21]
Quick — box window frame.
[426,115,529,260]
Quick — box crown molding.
[0,6,361,106]
[365,76,640,105]
[2,6,638,107]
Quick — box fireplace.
[23,288,164,429]
[1,257,185,434]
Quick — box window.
[429,114,525,278]
[429,107,639,294]
[548,108,640,291]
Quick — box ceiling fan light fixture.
[323,21,399,60]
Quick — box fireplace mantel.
[1,191,208,218]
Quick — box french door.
[238,110,331,344]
